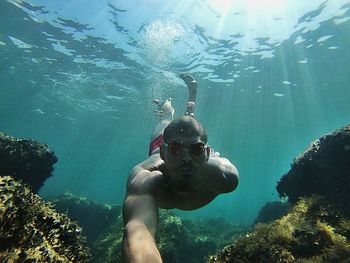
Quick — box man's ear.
[206,146,210,161]
[160,144,165,160]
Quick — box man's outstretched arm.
[122,167,163,263]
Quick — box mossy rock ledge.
[0,132,57,192]
[0,175,90,262]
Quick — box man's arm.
[205,155,239,194]
[122,166,163,263]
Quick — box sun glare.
[209,0,285,13]
[209,0,235,13]
[205,0,290,41]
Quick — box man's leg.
[149,98,175,155]
[179,73,198,117]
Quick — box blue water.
[1,0,350,224]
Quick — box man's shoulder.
[127,156,165,196]
[203,155,239,194]
[135,154,164,172]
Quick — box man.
[122,74,239,263]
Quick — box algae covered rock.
[181,217,249,261]
[254,201,290,224]
[0,132,57,192]
[0,176,90,262]
[156,210,189,262]
[209,196,350,263]
[48,193,121,246]
[276,124,350,215]
[90,212,124,263]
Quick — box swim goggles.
[163,141,208,156]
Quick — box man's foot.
[179,73,198,87]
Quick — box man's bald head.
[163,116,208,143]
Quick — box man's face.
[161,134,209,193]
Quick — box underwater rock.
[254,201,290,224]
[0,175,90,262]
[0,132,57,192]
[209,195,350,263]
[48,193,121,246]
[90,211,124,263]
[156,210,190,263]
[178,217,250,263]
[91,209,248,263]
[276,124,350,216]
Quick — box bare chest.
[156,185,218,210]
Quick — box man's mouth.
[176,182,194,193]
[179,167,193,174]
[182,171,193,177]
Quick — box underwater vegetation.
[91,209,249,263]
[48,194,249,263]
[0,175,90,262]
[0,132,57,193]
[210,123,350,262]
[209,196,350,262]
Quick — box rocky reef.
[210,124,350,262]
[156,212,248,263]
[48,193,121,246]
[0,175,90,262]
[277,124,350,216]
[45,193,249,263]
[0,132,57,192]
[91,209,248,263]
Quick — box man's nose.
[181,148,192,163]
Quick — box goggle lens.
[167,142,181,155]
[191,143,206,156]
